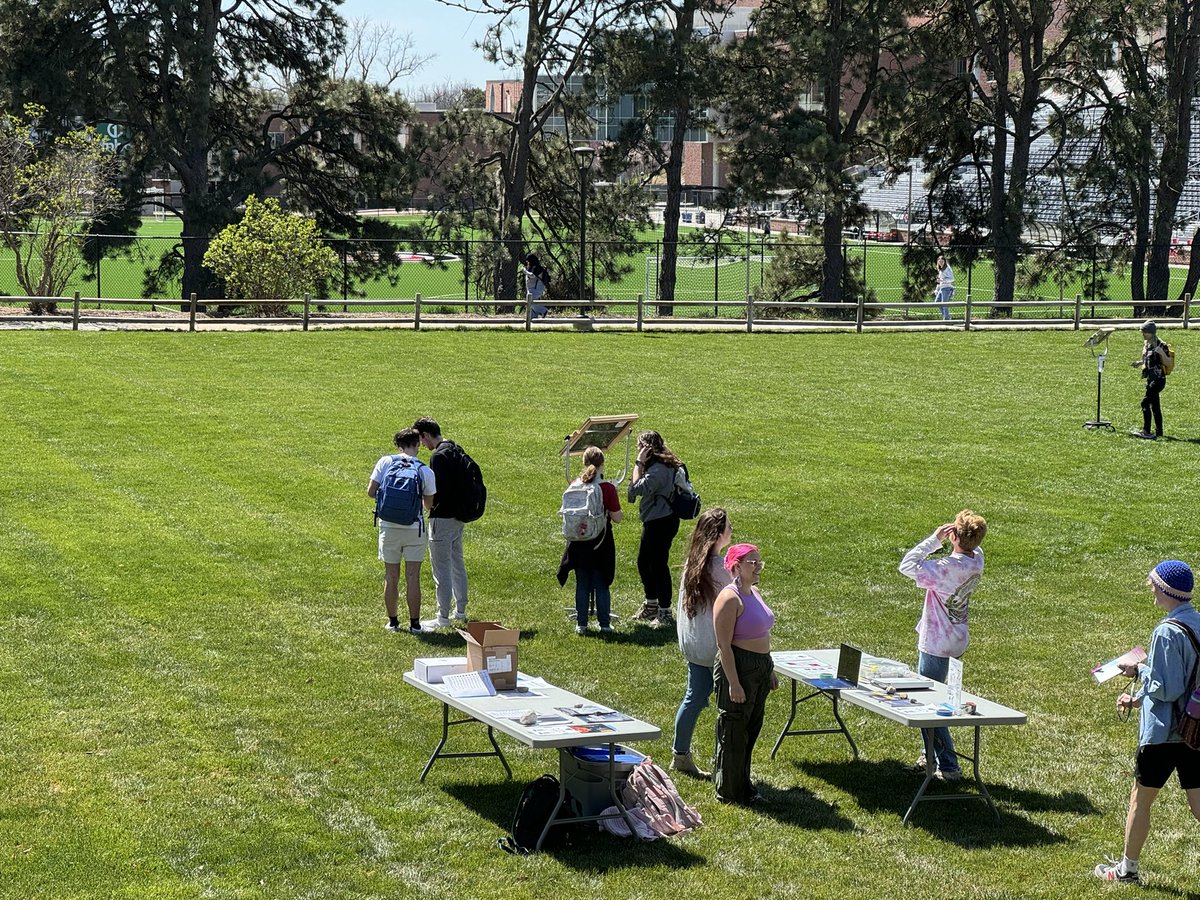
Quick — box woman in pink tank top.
[712,543,778,804]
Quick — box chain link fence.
[0,231,1193,326]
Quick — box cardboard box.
[414,656,469,685]
[459,622,520,691]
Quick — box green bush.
[203,196,337,315]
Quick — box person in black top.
[1132,321,1169,440]
[414,416,471,627]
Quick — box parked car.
[866,228,902,242]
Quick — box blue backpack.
[375,455,424,526]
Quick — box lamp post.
[572,145,596,305]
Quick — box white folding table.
[771,648,1027,824]
[404,670,661,850]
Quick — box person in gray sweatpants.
[414,417,469,628]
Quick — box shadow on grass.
[743,782,857,832]
[589,625,679,648]
[441,781,707,871]
[795,758,1070,848]
[409,628,541,648]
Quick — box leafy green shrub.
[203,196,336,315]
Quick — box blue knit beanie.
[1149,560,1193,601]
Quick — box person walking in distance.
[1131,320,1170,440]
[367,429,436,634]
[934,254,954,321]
[1094,560,1200,884]
[626,430,685,626]
[413,417,486,629]
[524,253,550,319]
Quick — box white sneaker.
[575,625,587,635]
[451,613,468,625]
[384,622,401,633]
[421,616,452,630]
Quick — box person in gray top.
[672,507,734,778]
[627,430,685,625]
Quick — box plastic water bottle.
[1187,687,1200,719]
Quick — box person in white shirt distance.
[367,429,436,634]
[935,255,955,321]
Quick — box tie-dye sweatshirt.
[899,533,984,658]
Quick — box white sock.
[1121,856,1139,874]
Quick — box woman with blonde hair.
[556,447,623,633]
[627,430,685,625]
[671,507,733,778]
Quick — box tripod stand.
[1083,328,1115,431]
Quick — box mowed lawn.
[3,329,1200,898]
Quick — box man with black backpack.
[414,417,487,628]
[367,429,436,634]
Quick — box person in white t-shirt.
[934,255,954,321]
[367,428,436,634]
[899,509,987,780]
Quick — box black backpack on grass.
[497,774,578,854]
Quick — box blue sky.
[338,0,512,91]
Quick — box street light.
[572,145,596,305]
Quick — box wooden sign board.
[560,414,639,456]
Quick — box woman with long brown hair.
[626,430,685,625]
[671,507,733,777]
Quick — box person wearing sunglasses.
[713,543,777,804]
[672,507,734,778]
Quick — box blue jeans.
[935,286,954,321]
[918,651,959,772]
[574,567,610,628]
[673,662,715,754]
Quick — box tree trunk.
[656,0,696,317]
[1146,5,1200,314]
[821,209,845,303]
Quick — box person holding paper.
[672,507,733,778]
[899,510,987,781]
[1094,560,1200,884]
[713,543,777,804]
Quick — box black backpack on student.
[436,441,488,523]
[497,774,576,854]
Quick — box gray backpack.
[559,479,606,541]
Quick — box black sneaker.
[632,601,659,621]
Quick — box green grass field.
[3,328,1200,898]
